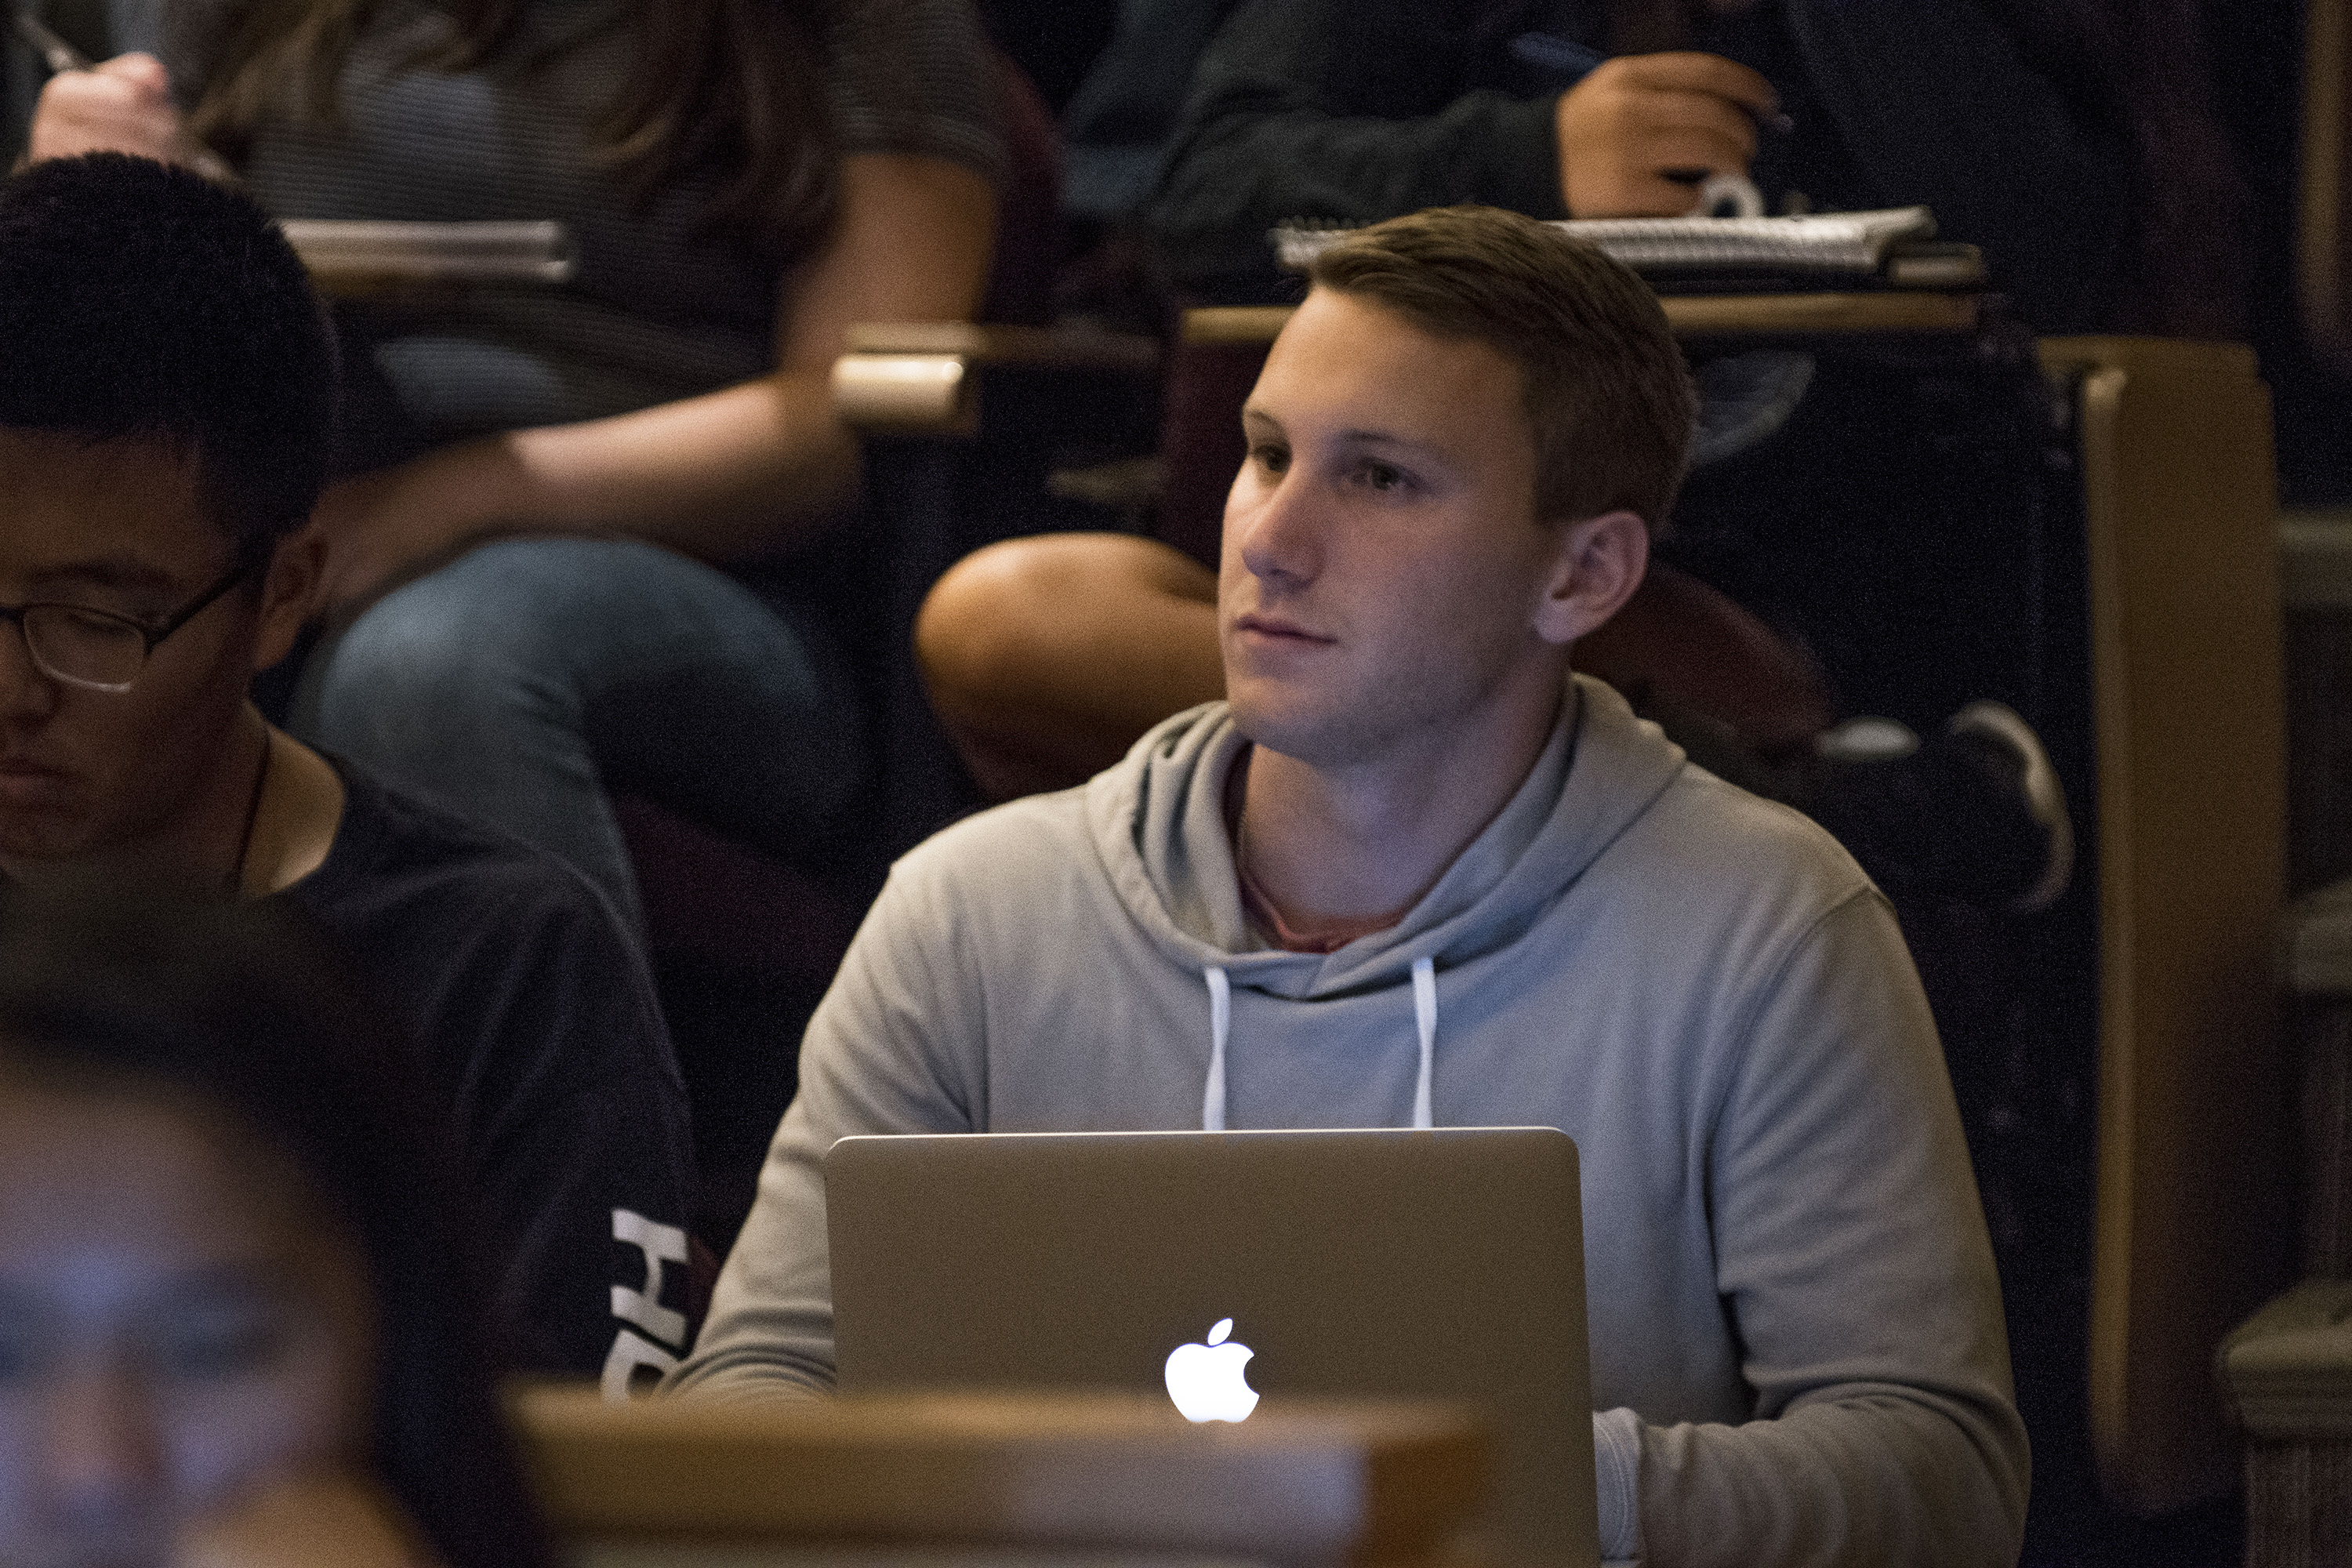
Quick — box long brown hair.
[182,0,846,256]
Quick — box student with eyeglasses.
[0,151,696,1390]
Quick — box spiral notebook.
[1274,206,1984,292]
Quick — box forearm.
[364,372,861,566]
[473,901,699,1381]
[670,870,983,1397]
[1621,1390,2027,1568]
[1671,891,2029,1566]
[662,1094,842,1402]
[319,152,991,606]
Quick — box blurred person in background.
[0,879,555,1568]
[25,0,1004,931]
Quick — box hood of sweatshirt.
[1083,674,1688,1004]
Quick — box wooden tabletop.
[1182,293,1984,347]
[516,1387,1489,1568]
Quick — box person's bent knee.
[302,535,708,765]
[916,533,1221,799]
[308,585,520,746]
[916,534,1170,727]
[916,539,1044,731]
[921,534,1215,694]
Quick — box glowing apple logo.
[1163,1317,1260,1422]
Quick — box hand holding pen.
[1545,49,1784,220]
[11,5,238,182]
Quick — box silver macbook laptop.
[826,1127,1595,1568]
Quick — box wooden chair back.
[2039,336,2296,1512]
[2305,0,2352,363]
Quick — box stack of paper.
[280,220,577,287]
[1273,207,1983,291]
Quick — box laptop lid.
[826,1127,1595,1568]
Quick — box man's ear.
[1533,508,1649,646]
[250,521,325,673]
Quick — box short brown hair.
[1307,205,1696,533]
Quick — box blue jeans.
[289,537,866,935]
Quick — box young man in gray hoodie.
[672,205,2028,1568]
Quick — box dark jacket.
[1145,0,2132,332]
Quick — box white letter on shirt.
[611,1207,689,1348]
[602,1208,689,1401]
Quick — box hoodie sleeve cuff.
[1592,1405,1645,1563]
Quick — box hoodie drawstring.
[1200,957,1438,1131]
[1203,966,1232,1131]
[1410,956,1436,1131]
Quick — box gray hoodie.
[673,678,2028,1567]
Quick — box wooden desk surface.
[843,322,1161,374]
[1182,293,1984,347]
[516,1388,1487,1568]
[829,297,1984,435]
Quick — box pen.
[1508,31,1796,136]
[10,4,90,73]
[9,3,241,183]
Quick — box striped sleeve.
[823,0,1006,184]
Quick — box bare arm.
[315,152,997,606]
[25,59,999,601]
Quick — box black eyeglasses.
[0,562,252,693]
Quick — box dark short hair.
[1307,205,1697,533]
[0,153,336,563]
[0,880,554,1568]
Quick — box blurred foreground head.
[0,881,550,1568]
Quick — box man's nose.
[1228,465,1322,587]
[38,1362,165,1530]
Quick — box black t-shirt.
[281,760,696,1383]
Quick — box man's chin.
[1227,689,1374,771]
